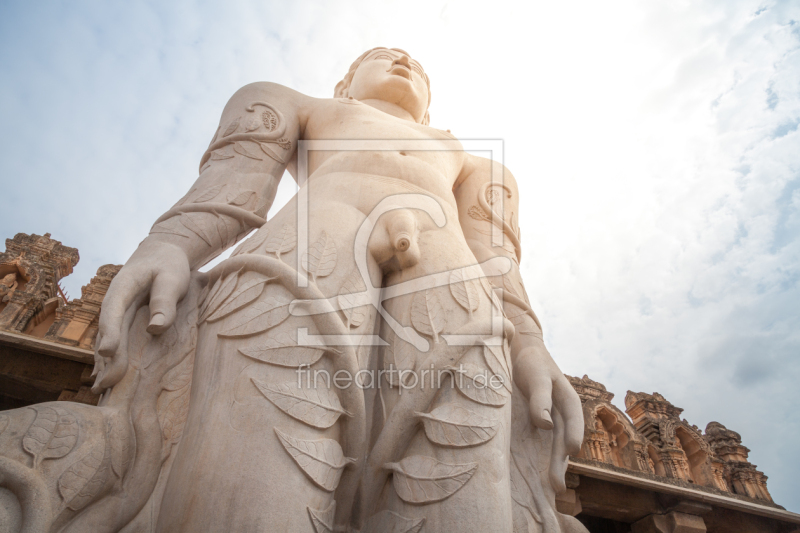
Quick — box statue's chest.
[304,100,464,175]
[306,100,450,144]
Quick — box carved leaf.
[362,510,425,533]
[23,407,56,463]
[150,217,188,239]
[227,190,256,208]
[302,231,337,282]
[161,353,194,391]
[199,269,241,323]
[274,428,354,491]
[218,296,290,337]
[197,282,211,313]
[215,214,232,251]
[482,341,512,392]
[452,363,509,407]
[417,403,499,447]
[206,274,272,323]
[468,205,490,221]
[233,141,263,160]
[384,455,478,504]
[338,271,368,329]
[209,149,234,161]
[260,142,285,163]
[222,117,241,137]
[449,269,480,317]
[233,229,269,256]
[239,331,327,367]
[307,501,335,533]
[58,439,109,511]
[277,138,292,150]
[410,289,446,343]
[41,409,79,464]
[176,187,196,207]
[179,212,215,246]
[108,413,132,479]
[256,196,273,219]
[244,117,261,132]
[160,385,190,447]
[198,274,223,321]
[383,332,416,388]
[510,459,541,525]
[253,379,349,429]
[193,184,225,203]
[479,277,504,312]
[23,406,79,468]
[264,223,297,260]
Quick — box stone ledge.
[568,459,800,524]
[0,329,94,365]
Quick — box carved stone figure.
[0,48,585,533]
[0,273,18,297]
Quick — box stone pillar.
[555,473,582,516]
[632,511,706,533]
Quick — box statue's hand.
[93,239,191,390]
[514,344,583,490]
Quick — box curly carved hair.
[334,47,431,126]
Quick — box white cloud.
[1,0,798,511]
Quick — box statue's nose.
[393,55,411,68]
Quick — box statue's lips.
[387,65,412,80]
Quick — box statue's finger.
[554,375,584,456]
[528,372,554,430]
[97,270,145,357]
[146,267,189,334]
[548,405,569,495]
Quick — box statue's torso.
[300,98,466,212]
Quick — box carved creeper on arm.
[454,155,584,493]
[94,82,302,390]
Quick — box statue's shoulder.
[225,82,316,114]
[456,151,519,195]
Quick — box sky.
[1,0,799,513]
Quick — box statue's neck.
[358,99,417,123]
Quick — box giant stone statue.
[0,48,586,533]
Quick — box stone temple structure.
[1,232,798,533]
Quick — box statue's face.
[347,49,429,123]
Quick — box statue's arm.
[149,81,305,268]
[94,82,307,389]
[454,155,583,452]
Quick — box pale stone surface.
[0,48,586,532]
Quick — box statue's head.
[334,47,431,126]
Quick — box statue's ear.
[421,111,430,126]
[334,80,348,99]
